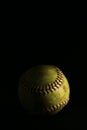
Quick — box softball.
[18,65,70,115]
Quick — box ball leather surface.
[18,65,70,115]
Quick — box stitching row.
[43,98,69,113]
[31,67,64,95]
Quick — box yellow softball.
[18,65,70,115]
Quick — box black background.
[1,8,87,129]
